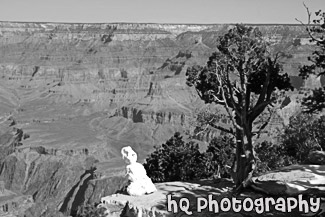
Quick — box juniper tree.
[186,24,292,188]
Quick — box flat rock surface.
[101,165,325,217]
[101,180,235,217]
[252,165,325,196]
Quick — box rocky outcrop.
[19,171,127,217]
[0,126,25,161]
[0,193,34,216]
[0,125,35,216]
[84,176,127,205]
[0,150,85,214]
[116,106,189,126]
[0,120,129,217]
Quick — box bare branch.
[223,89,243,131]
[210,91,225,103]
[215,63,243,131]
[295,3,324,43]
[226,73,241,117]
[209,122,235,135]
[195,116,234,136]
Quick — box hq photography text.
[167,194,321,215]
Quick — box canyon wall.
[0,21,318,216]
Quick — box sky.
[0,0,324,24]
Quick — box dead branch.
[295,3,324,43]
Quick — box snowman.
[121,146,157,196]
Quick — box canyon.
[0,21,320,216]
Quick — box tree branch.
[295,3,324,43]
[209,122,235,135]
[253,106,273,139]
[250,100,272,124]
[215,64,243,131]
[226,73,241,117]
[195,116,235,136]
[250,58,273,122]
[255,59,271,106]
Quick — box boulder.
[308,150,325,165]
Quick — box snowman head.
[121,146,137,165]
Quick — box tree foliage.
[297,6,325,113]
[254,141,297,175]
[280,113,325,162]
[205,136,235,178]
[144,133,236,182]
[186,24,293,188]
[143,133,212,182]
[144,132,299,183]
[76,203,107,217]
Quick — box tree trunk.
[233,125,256,188]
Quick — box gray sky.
[0,0,323,24]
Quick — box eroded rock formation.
[0,21,321,216]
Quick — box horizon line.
[0,20,306,26]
